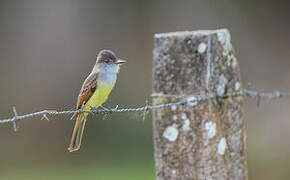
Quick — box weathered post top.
[152,29,247,180]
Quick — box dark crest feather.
[96,49,117,63]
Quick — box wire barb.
[257,93,261,107]
[142,100,150,121]
[12,106,19,132]
[41,112,49,121]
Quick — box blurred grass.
[1,160,155,180]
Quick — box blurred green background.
[1,0,290,179]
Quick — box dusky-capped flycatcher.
[68,49,126,152]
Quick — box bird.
[68,49,126,152]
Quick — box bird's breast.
[84,72,117,110]
[100,72,117,85]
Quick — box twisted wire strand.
[0,89,289,126]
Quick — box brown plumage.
[77,73,98,109]
[68,73,98,152]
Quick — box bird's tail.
[68,113,87,152]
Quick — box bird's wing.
[76,72,98,109]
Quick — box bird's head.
[96,50,126,65]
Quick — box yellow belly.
[83,84,114,111]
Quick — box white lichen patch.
[198,42,207,54]
[163,124,179,142]
[227,54,234,66]
[181,112,187,120]
[182,119,191,132]
[217,75,228,96]
[172,169,176,175]
[217,29,232,56]
[171,105,177,111]
[227,54,238,68]
[218,137,227,155]
[172,115,178,121]
[217,85,225,96]
[235,82,240,91]
[180,112,192,132]
[205,121,216,139]
[186,96,198,106]
[231,56,237,68]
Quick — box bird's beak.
[115,59,127,65]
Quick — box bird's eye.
[104,59,110,63]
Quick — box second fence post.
[152,29,248,180]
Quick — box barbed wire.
[1,88,290,132]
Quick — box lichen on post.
[152,29,247,180]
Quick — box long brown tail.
[68,113,87,152]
